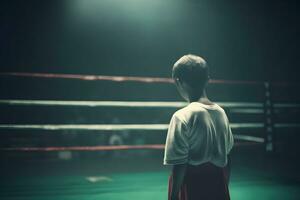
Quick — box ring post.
[264,82,274,153]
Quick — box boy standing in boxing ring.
[164,54,234,200]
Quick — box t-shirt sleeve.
[163,114,189,165]
[226,116,234,154]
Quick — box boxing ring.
[1,72,300,200]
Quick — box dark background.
[0,0,299,160]
[1,0,299,81]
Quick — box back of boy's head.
[172,54,209,92]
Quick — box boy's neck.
[189,90,212,104]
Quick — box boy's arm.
[170,163,187,200]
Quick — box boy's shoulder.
[173,102,225,125]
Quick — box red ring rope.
[0,142,261,152]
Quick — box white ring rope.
[0,123,264,131]
[0,124,265,143]
[233,135,265,143]
[0,99,264,108]
[0,100,298,144]
[229,108,264,114]
[1,100,299,109]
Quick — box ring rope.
[1,100,299,109]
[2,72,299,86]
[1,144,165,151]
[0,124,267,142]
[0,99,264,108]
[0,123,265,131]
[0,72,263,85]
[0,141,262,152]
[1,72,173,83]
[1,73,298,152]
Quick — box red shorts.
[168,163,230,200]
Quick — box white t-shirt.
[163,102,234,167]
